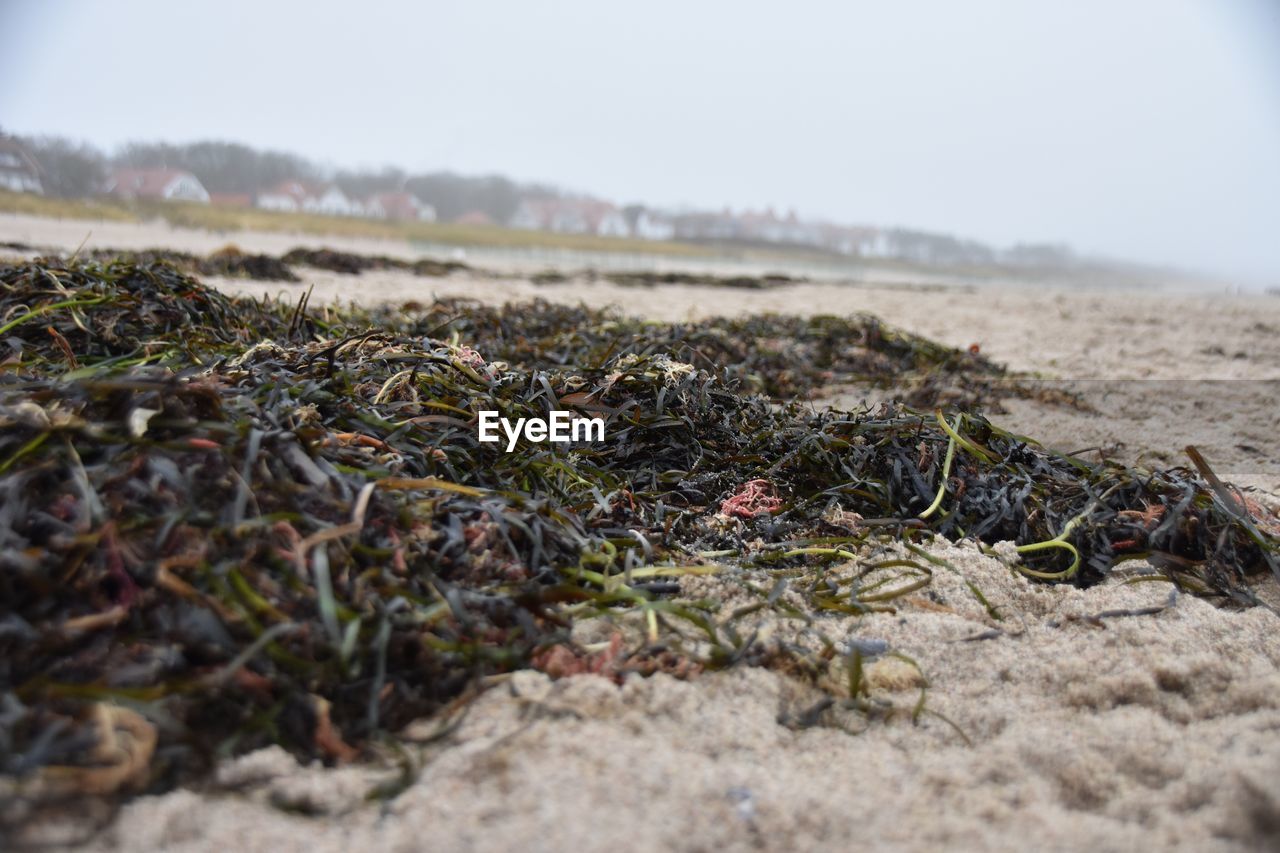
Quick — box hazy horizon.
[2,0,1278,283]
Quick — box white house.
[510,199,551,231]
[255,181,357,216]
[673,210,741,241]
[593,206,630,237]
[509,198,629,237]
[632,210,675,241]
[302,185,355,217]
[363,192,437,222]
[106,168,209,203]
[551,203,590,234]
[256,180,308,212]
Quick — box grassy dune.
[0,189,712,256]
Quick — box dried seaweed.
[77,247,299,282]
[606,270,800,288]
[376,297,1019,408]
[0,257,1275,815]
[199,246,298,282]
[281,248,468,277]
[529,269,800,289]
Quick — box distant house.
[364,192,437,222]
[734,208,823,246]
[673,209,741,241]
[632,210,675,241]
[550,201,590,234]
[509,199,551,231]
[106,168,210,203]
[0,138,44,194]
[509,198,629,237]
[256,180,308,212]
[303,184,355,217]
[255,181,356,216]
[592,205,630,238]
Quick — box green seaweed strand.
[919,414,960,520]
[0,295,109,336]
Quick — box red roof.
[370,191,422,221]
[107,168,198,199]
[517,197,618,229]
[262,180,310,201]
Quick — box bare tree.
[18,135,107,197]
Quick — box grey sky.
[2,0,1278,282]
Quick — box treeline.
[876,229,1072,268]
[13,133,562,224]
[7,131,1082,268]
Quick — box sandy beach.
[6,214,1280,852]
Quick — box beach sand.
[7,215,1280,852]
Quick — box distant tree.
[99,137,568,221]
[884,228,997,265]
[403,172,469,221]
[621,203,646,230]
[476,175,521,224]
[404,172,559,223]
[18,135,107,197]
[1004,243,1076,267]
[114,140,321,193]
[334,166,406,200]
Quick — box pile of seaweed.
[280,247,469,278]
[378,297,1042,409]
[69,245,470,284]
[37,244,813,293]
[81,247,299,283]
[0,258,1276,811]
[530,269,800,289]
[46,244,801,291]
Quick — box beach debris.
[281,247,401,275]
[74,246,300,282]
[720,480,783,519]
[0,256,1275,809]
[281,247,469,277]
[200,245,298,281]
[602,270,800,289]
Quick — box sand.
[6,214,1280,852]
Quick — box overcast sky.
[2,0,1278,282]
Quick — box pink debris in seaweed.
[720,479,783,519]
[454,345,497,378]
[455,345,486,368]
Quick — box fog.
[2,0,1278,283]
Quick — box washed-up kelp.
[280,247,405,275]
[0,259,287,371]
[0,258,1276,813]
[605,270,800,289]
[61,246,470,284]
[57,245,796,288]
[529,269,801,289]
[377,297,1026,409]
[199,246,299,282]
[281,247,469,278]
[79,247,299,283]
